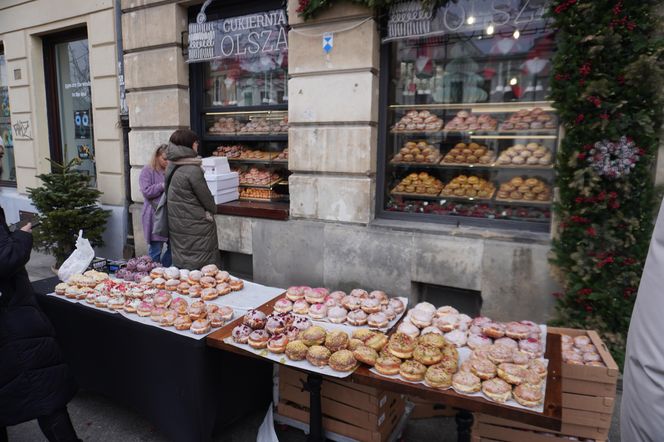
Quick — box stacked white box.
[202,157,239,204]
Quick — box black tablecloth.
[33,277,272,442]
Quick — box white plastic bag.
[58,230,95,282]
[256,404,279,442]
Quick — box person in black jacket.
[0,152,79,440]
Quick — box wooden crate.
[472,420,607,442]
[277,366,405,442]
[407,396,457,419]
[475,414,610,441]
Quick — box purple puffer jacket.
[139,166,167,243]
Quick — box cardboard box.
[475,414,609,440]
[213,189,238,204]
[205,172,239,194]
[202,156,231,175]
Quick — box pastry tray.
[494,198,552,206]
[492,163,554,169]
[390,156,443,166]
[390,130,444,135]
[391,190,443,199]
[238,178,282,188]
[440,190,496,202]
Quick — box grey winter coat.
[165,143,220,270]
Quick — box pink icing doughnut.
[308,303,328,320]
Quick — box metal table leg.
[456,409,473,442]
[302,373,324,442]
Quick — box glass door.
[0,47,15,185]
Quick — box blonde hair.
[150,144,168,170]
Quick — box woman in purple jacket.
[139,144,172,266]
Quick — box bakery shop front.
[123,0,559,323]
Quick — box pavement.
[5,251,622,441]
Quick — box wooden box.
[475,413,610,440]
[472,419,607,442]
[407,396,456,419]
[277,366,404,442]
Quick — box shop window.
[0,46,16,186]
[44,30,96,187]
[378,1,558,231]
[189,0,290,216]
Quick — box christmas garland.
[295,0,451,20]
[548,0,664,368]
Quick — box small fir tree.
[28,158,111,267]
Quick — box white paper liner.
[212,278,285,311]
[278,297,409,334]
[223,322,360,378]
[370,346,548,413]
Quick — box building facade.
[0,0,126,258]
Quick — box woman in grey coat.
[165,129,220,270]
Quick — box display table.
[33,277,273,442]
[206,295,563,442]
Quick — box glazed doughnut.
[189,301,206,320]
[418,333,446,349]
[324,295,339,308]
[55,283,68,295]
[187,270,203,285]
[327,306,348,324]
[174,315,193,331]
[457,314,473,331]
[361,298,382,314]
[329,350,357,372]
[232,324,253,344]
[577,343,597,353]
[387,332,416,359]
[365,333,388,352]
[208,312,226,328]
[164,267,180,280]
[519,338,543,357]
[215,270,230,282]
[350,289,369,299]
[149,307,166,322]
[425,363,453,389]
[528,359,548,379]
[342,295,361,311]
[400,360,427,382]
[433,314,458,332]
[444,330,467,348]
[352,328,375,343]
[482,322,506,339]
[435,306,459,317]
[488,345,514,364]
[325,330,349,352]
[292,316,313,330]
[177,282,191,295]
[191,318,211,335]
[265,315,287,335]
[482,378,512,403]
[329,290,347,303]
[308,303,328,320]
[583,352,602,363]
[301,326,326,346]
[414,302,436,315]
[201,288,218,301]
[285,340,308,361]
[375,355,401,376]
[421,326,443,336]
[353,345,379,366]
[179,269,190,281]
[470,357,497,380]
[200,276,216,289]
[151,277,166,289]
[229,279,244,291]
[171,298,189,315]
[267,333,289,354]
[108,297,125,310]
[248,329,270,349]
[381,305,396,321]
[388,297,405,314]
[467,333,492,350]
[188,286,202,298]
[286,286,305,302]
[204,304,219,316]
[523,368,543,387]
[159,310,177,326]
[452,371,481,393]
[244,309,267,329]
[512,350,531,367]
[494,337,519,350]
[304,288,325,304]
[293,300,310,315]
[201,264,219,277]
[413,344,443,366]
[150,267,165,279]
[513,383,543,407]
[505,322,531,340]
[137,301,152,317]
[410,309,433,328]
[397,321,420,338]
[367,312,389,328]
[573,335,591,348]
[497,363,527,385]
[306,345,331,367]
[216,283,232,296]
[85,292,98,305]
[472,316,492,328]
[369,290,388,305]
[274,297,293,314]
[154,291,172,308]
[347,309,368,326]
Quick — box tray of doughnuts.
[495,177,552,204]
[392,110,444,133]
[440,175,495,200]
[392,172,445,197]
[496,143,553,167]
[226,309,378,378]
[441,142,496,166]
[391,141,442,164]
[212,144,243,158]
[444,111,498,132]
[499,108,557,131]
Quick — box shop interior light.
[513,29,521,39]
[467,16,476,25]
[509,77,518,85]
[486,25,495,35]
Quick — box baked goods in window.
[274,148,288,161]
[239,167,280,186]
[239,188,280,200]
[496,177,551,202]
[442,142,495,165]
[392,141,441,163]
[210,117,241,134]
[500,108,557,131]
[496,143,553,166]
[392,172,444,196]
[445,111,498,131]
[441,175,495,199]
[392,110,444,132]
[212,144,243,158]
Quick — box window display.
[380,0,557,230]
[0,49,16,184]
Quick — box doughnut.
[179,269,190,281]
[174,315,193,331]
[468,333,492,350]
[421,326,443,336]
[244,309,267,329]
[329,350,357,372]
[452,371,481,393]
[361,298,382,314]
[229,279,244,291]
[108,297,125,310]
[352,328,375,342]
[292,300,310,315]
[170,298,189,315]
[308,303,327,320]
[86,292,98,305]
[523,368,543,387]
[347,309,368,326]
[512,350,531,367]
[286,286,305,302]
[413,344,443,366]
[232,324,253,344]
[388,298,405,314]
[472,316,492,328]
[365,333,388,352]
[304,288,325,304]
[217,306,233,322]
[248,330,270,348]
[201,288,218,301]
[573,335,591,348]
[425,363,453,389]
[263,315,285,335]
[457,314,473,331]
[375,355,401,376]
[433,314,458,332]
[470,357,497,380]
[137,301,153,317]
[216,283,231,296]
[150,307,166,322]
[505,322,531,340]
[419,333,446,349]
[381,305,396,321]
[189,301,207,320]
[353,345,379,366]
[497,363,527,385]
[325,330,349,352]
[164,267,180,280]
[215,270,230,282]
[165,279,180,292]
[528,359,548,379]
[306,345,331,367]
[274,297,293,314]
[368,312,389,328]
[386,332,416,359]
[154,291,172,308]
[187,270,203,285]
[201,264,218,277]
[187,286,202,298]
[482,378,512,403]
[328,306,348,324]
[494,337,519,350]
[583,352,602,363]
[267,333,289,354]
[578,343,597,353]
[292,316,313,330]
[285,340,309,361]
[482,322,506,339]
[487,345,514,364]
[324,295,339,308]
[150,267,165,279]
[160,310,177,327]
[152,277,166,289]
[400,360,427,382]
[369,290,388,305]
[177,282,191,295]
[397,321,420,338]
[301,326,326,346]
[444,330,467,348]
[414,302,436,315]
[410,309,433,328]
[200,276,216,289]
[55,283,68,295]
[519,338,543,357]
[342,295,361,311]
[513,383,543,408]
[329,291,347,303]
[435,306,459,317]
[350,289,369,299]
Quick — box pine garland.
[548,0,664,368]
[28,158,111,267]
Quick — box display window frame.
[188,0,290,218]
[376,6,558,234]
[0,43,17,188]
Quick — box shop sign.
[384,0,549,42]
[187,9,288,63]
